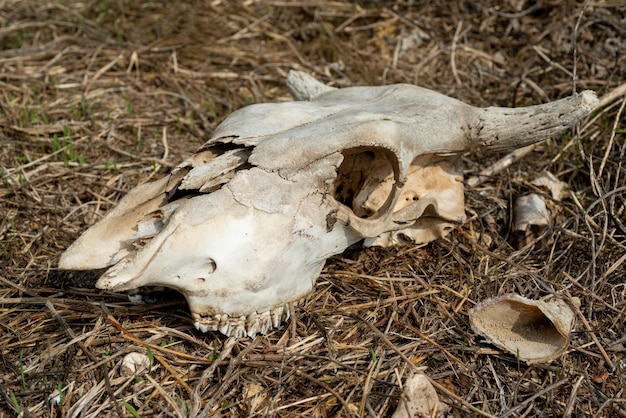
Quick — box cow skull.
[59,72,597,337]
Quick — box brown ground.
[1,1,626,417]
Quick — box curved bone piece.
[59,72,597,337]
[512,171,568,249]
[469,294,576,364]
[120,352,151,376]
[392,374,445,418]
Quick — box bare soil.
[1,1,625,417]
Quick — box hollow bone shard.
[59,71,597,337]
[469,294,576,364]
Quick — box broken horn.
[466,90,598,151]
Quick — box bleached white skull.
[59,72,597,338]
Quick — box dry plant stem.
[532,46,574,79]
[0,274,40,297]
[152,352,194,395]
[597,95,626,182]
[200,341,265,417]
[451,21,463,85]
[560,284,615,371]
[291,368,357,418]
[409,270,467,332]
[586,186,626,216]
[102,314,212,364]
[466,144,538,188]
[396,315,467,371]
[571,0,592,94]
[594,250,626,286]
[457,230,554,295]
[568,189,600,294]
[189,337,238,417]
[563,374,585,418]
[426,376,496,418]
[353,313,419,370]
[45,301,124,417]
[360,344,386,416]
[500,378,569,418]
[487,357,507,412]
[594,399,626,418]
[597,83,626,109]
[144,374,188,418]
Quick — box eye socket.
[332,146,398,219]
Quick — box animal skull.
[59,72,597,337]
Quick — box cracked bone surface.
[59,71,598,337]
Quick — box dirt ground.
[1,1,625,417]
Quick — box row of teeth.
[193,304,291,338]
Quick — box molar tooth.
[246,313,259,338]
[258,311,272,334]
[219,322,232,336]
[194,321,210,333]
[246,322,259,338]
[233,324,246,339]
[271,306,284,328]
[194,312,219,333]
[232,315,246,339]
[218,313,233,336]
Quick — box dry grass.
[1,0,625,416]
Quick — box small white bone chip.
[513,171,568,249]
[469,294,576,364]
[120,352,151,376]
[513,193,550,248]
[392,374,444,418]
[59,71,598,337]
[532,171,568,201]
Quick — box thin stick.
[467,144,538,188]
[189,337,238,415]
[427,376,497,418]
[563,374,585,418]
[46,301,124,417]
[293,368,356,418]
[597,83,626,109]
[500,378,568,417]
[451,21,463,85]
[598,96,626,178]
[101,312,213,364]
[572,302,615,370]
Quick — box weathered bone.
[59,71,597,337]
[469,294,577,364]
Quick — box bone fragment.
[120,352,151,376]
[513,193,550,246]
[470,294,576,364]
[513,171,567,249]
[392,374,445,418]
[532,171,568,201]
